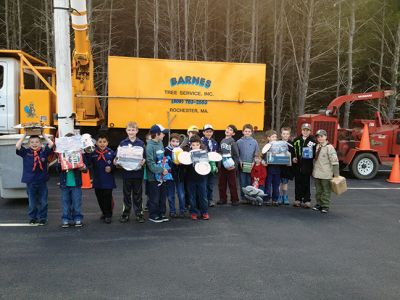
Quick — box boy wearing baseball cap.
[292,123,316,208]
[312,129,340,213]
[146,124,170,223]
[201,124,219,207]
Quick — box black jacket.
[292,135,316,175]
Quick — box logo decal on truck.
[24,102,36,118]
[170,76,212,89]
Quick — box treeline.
[0,0,399,129]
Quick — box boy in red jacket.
[251,153,266,190]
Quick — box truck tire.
[350,153,379,180]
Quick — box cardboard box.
[330,176,347,195]
[25,127,42,136]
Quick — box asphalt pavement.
[0,171,399,300]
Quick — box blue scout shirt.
[201,136,219,152]
[16,145,52,184]
[89,147,116,189]
[118,138,145,179]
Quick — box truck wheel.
[350,153,379,180]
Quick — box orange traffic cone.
[358,123,371,150]
[387,155,400,184]
[81,170,92,189]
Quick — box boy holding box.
[218,124,240,206]
[146,124,170,223]
[237,124,259,203]
[292,123,316,208]
[117,122,146,224]
[16,132,54,225]
[312,129,340,213]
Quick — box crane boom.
[325,90,394,116]
[70,0,104,126]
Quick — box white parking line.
[347,187,400,190]
[0,223,38,227]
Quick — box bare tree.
[153,0,159,58]
[388,20,400,119]
[184,0,189,60]
[225,0,231,61]
[250,0,257,63]
[135,0,140,57]
[343,0,355,128]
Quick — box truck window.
[24,72,37,89]
[0,65,4,89]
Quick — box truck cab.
[0,57,20,134]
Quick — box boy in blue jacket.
[117,121,146,223]
[16,132,54,225]
[88,133,116,224]
[201,124,218,207]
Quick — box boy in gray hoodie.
[146,124,170,223]
[237,124,259,202]
[218,125,240,206]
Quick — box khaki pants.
[314,178,331,209]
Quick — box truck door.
[0,61,7,131]
[392,129,400,155]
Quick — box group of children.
[16,121,340,227]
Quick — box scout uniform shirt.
[89,147,116,189]
[312,142,339,179]
[16,145,52,184]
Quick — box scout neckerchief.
[315,142,329,161]
[96,149,108,162]
[32,149,43,171]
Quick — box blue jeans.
[239,171,252,199]
[206,173,216,204]
[148,181,167,219]
[26,182,48,220]
[166,180,185,214]
[60,187,83,223]
[187,179,208,215]
[265,173,281,201]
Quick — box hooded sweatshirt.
[146,139,165,182]
[237,136,259,164]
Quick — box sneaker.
[312,204,322,211]
[272,201,279,207]
[217,200,227,205]
[29,219,37,225]
[202,213,210,220]
[265,200,272,206]
[169,212,177,218]
[303,201,312,209]
[119,215,129,223]
[293,200,301,207]
[61,222,70,228]
[136,215,145,223]
[160,215,170,222]
[321,208,329,213]
[38,219,48,226]
[74,220,83,227]
[149,216,163,223]
[283,195,289,205]
[191,213,198,220]
[104,217,112,224]
[209,201,215,207]
[231,202,240,206]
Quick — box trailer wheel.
[350,153,379,180]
